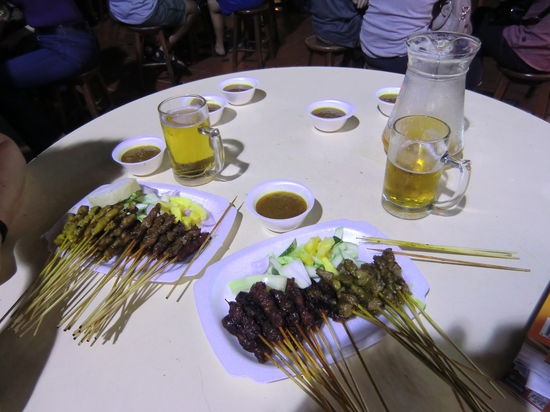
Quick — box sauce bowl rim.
[246,179,315,223]
[112,135,166,166]
[218,76,260,93]
[307,99,356,120]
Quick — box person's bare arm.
[0,133,26,243]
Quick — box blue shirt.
[310,0,362,48]
[360,0,436,58]
[218,0,263,15]
[109,0,158,24]
[10,0,84,27]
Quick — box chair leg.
[79,79,100,118]
[327,52,333,67]
[494,74,510,100]
[51,86,68,131]
[253,14,263,67]
[134,32,145,89]
[97,71,113,111]
[265,13,276,59]
[157,31,177,85]
[533,81,550,119]
[268,0,279,50]
[232,14,240,70]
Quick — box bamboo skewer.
[321,321,371,412]
[5,194,233,342]
[262,325,371,412]
[366,248,530,272]
[165,196,238,300]
[76,256,176,342]
[340,321,388,412]
[354,290,501,412]
[360,237,516,259]
[404,293,506,398]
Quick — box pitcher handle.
[432,155,471,210]
[199,127,225,175]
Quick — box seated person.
[109,0,199,49]
[0,0,99,88]
[474,0,550,74]
[0,133,26,269]
[0,0,99,155]
[359,0,480,89]
[309,0,367,48]
[206,0,264,56]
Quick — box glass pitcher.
[382,32,481,156]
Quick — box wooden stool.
[72,66,113,119]
[305,35,348,67]
[494,66,550,118]
[48,65,112,130]
[231,2,277,70]
[125,25,179,87]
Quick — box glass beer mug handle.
[433,155,471,210]
[199,127,225,174]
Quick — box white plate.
[50,181,237,283]
[194,219,430,383]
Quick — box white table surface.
[1,66,548,411]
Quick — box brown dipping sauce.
[379,93,398,103]
[207,102,221,112]
[255,191,308,219]
[121,145,161,163]
[223,84,253,92]
[311,107,346,119]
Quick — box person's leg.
[475,15,536,73]
[0,30,98,88]
[167,0,199,47]
[0,30,97,155]
[207,0,226,55]
[141,0,198,48]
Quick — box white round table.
[1,66,548,411]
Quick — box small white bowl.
[375,87,400,117]
[246,179,315,233]
[218,76,259,105]
[307,99,355,132]
[202,94,227,125]
[112,135,166,176]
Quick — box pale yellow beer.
[382,115,450,219]
[383,157,442,209]
[161,108,213,178]
[158,95,224,185]
[381,126,390,153]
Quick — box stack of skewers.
[222,239,527,411]
[2,195,234,344]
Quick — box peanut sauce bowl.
[202,94,227,125]
[246,179,315,232]
[111,135,166,176]
[218,76,259,105]
[307,99,355,132]
[375,87,400,117]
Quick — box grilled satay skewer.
[62,205,162,331]
[30,213,142,331]
[76,222,204,342]
[10,206,127,334]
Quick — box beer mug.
[381,115,471,219]
[158,95,225,186]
